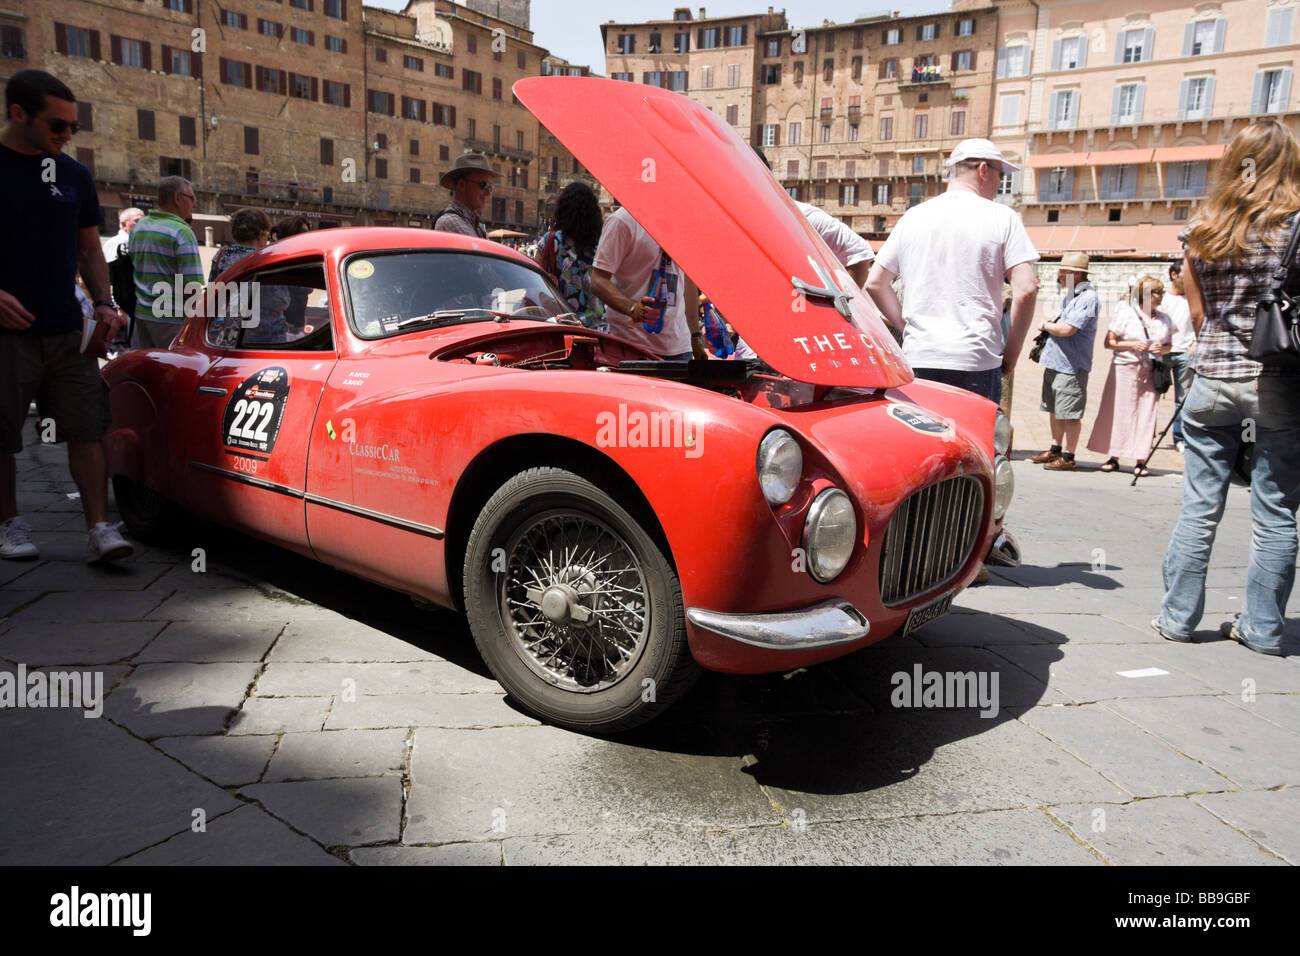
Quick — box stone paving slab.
[155,734,279,787]
[909,610,1061,646]
[1049,798,1288,866]
[239,777,404,847]
[116,805,344,866]
[504,830,721,865]
[988,643,1222,703]
[105,662,262,739]
[0,621,165,667]
[745,712,1128,824]
[146,588,347,623]
[322,691,533,730]
[1104,696,1300,790]
[1135,640,1300,696]
[264,729,408,781]
[1000,612,1159,645]
[1019,702,1230,798]
[0,706,240,865]
[705,809,1101,865]
[229,696,334,735]
[5,588,170,624]
[2,560,168,592]
[405,726,782,845]
[134,620,286,664]
[254,660,499,697]
[1222,693,1300,736]
[350,844,503,866]
[266,619,445,663]
[1194,788,1300,866]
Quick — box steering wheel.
[511,305,553,319]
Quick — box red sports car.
[104,77,1017,732]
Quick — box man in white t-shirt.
[797,200,875,287]
[1162,260,1197,451]
[865,139,1039,404]
[589,206,700,360]
[102,207,144,263]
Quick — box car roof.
[234,226,538,273]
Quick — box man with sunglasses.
[0,70,132,563]
[434,153,502,238]
[129,176,203,349]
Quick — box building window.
[439,145,449,161]
[179,115,196,146]
[919,23,937,41]
[957,18,975,37]
[1256,68,1293,113]
[786,159,799,177]
[612,72,632,82]
[76,102,92,131]
[321,138,334,165]
[851,56,862,80]
[998,173,1014,199]
[875,183,889,205]
[402,95,422,119]
[323,81,348,106]
[669,71,688,91]
[879,115,893,140]
[725,104,738,124]
[325,0,345,17]
[221,10,246,30]
[879,58,898,80]
[788,121,801,145]
[766,39,780,57]
[493,77,502,99]
[643,71,664,87]
[492,197,506,220]
[999,92,1022,126]
[375,158,387,179]
[909,182,923,206]
[467,34,477,54]
[997,44,1030,78]
[950,109,966,135]
[119,38,143,68]
[404,54,422,71]
[76,147,94,175]
[221,58,251,87]
[914,113,928,137]
[911,156,925,175]
[290,0,308,8]
[883,28,901,45]
[1115,83,1143,124]
[1057,36,1084,70]
[292,74,315,99]
[166,48,193,76]
[1180,76,1213,119]
[462,70,483,94]
[793,62,804,83]
[728,64,740,87]
[368,90,394,114]
[292,27,312,45]
[674,33,690,53]
[1120,28,1150,64]
[818,124,829,143]
[617,33,634,54]
[1189,19,1221,56]
[725,25,744,46]
[244,126,259,154]
[648,31,662,53]
[466,118,476,138]
[166,0,188,10]
[326,36,345,53]
[700,27,719,49]
[375,46,387,62]
[518,50,526,69]
[761,64,780,84]
[841,184,857,205]
[260,19,279,38]
[409,167,420,183]
[953,50,972,71]
[823,58,834,82]
[137,109,155,140]
[700,65,713,88]
[761,124,776,147]
[435,63,453,79]
[1266,7,1295,46]
[816,161,828,178]
[848,123,859,142]
[1,24,25,59]
[1051,89,1078,128]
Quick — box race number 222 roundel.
[223,367,291,456]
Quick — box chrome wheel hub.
[499,511,649,692]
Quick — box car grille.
[878,475,985,607]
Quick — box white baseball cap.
[944,139,1020,175]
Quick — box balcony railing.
[464,137,535,163]
[1032,184,1200,204]
[898,72,949,89]
[1030,103,1297,134]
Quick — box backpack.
[108,242,136,319]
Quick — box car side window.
[207,260,335,352]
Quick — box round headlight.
[757,430,803,506]
[803,488,857,583]
[994,456,1015,520]
[994,409,1012,457]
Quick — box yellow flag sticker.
[348,260,375,279]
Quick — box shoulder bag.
[1135,313,1173,395]
[1249,212,1300,369]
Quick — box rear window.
[342,251,568,338]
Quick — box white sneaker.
[86,522,133,564]
[0,516,38,560]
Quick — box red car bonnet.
[515,75,912,388]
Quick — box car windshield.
[343,251,569,338]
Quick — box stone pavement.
[1,425,1297,866]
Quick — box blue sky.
[368,1,952,72]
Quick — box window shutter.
[1141,27,1154,61]
[996,46,1007,79]
[255,65,264,90]
[1182,22,1194,56]
[1079,39,1088,69]
[774,125,780,146]
[343,83,350,108]
[162,44,172,74]
[1277,68,1294,112]
[754,124,762,143]
[111,35,122,65]
[878,59,887,79]
[311,77,319,101]
[387,92,394,115]
[341,0,347,19]
[1133,83,1145,122]
[142,41,152,71]
[1050,38,1061,70]
[159,157,168,178]
[308,31,314,45]
[1114,32,1124,64]
[245,62,252,87]
[1251,71,1267,114]
[220,57,229,84]
[1048,92,1059,129]
[419,100,427,122]
[1203,76,1216,115]
[277,23,285,38]
[951,51,958,72]
[1177,78,1190,119]
[55,23,68,54]
[1213,18,1226,53]
[449,105,455,127]
[89,30,101,60]
[1192,161,1207,195]
[1110,86,1121,124]
[915,25,923,42]
[741,26,748,44]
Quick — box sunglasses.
[43,117,81,135]
[467,179,494,193]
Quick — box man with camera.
[1031,253,1098,472]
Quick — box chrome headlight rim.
[994,409,1012,457]
[802,487,857,584]
[993,455,1015,521]
[756,428,803,507]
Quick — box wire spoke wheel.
[501,510,649,692]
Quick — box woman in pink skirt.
[1087,275,1175,476]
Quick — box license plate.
[902,591,954,636]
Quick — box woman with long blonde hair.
[1154,120,1300,656]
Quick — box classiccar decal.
[347,260,375,279]
[223,367,291,456]
[887,403,953,437]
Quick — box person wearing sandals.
[1153,120,1300,656]
[1086,275,1173,476]
[1031,253,1097,471]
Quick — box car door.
[186,258,338,553]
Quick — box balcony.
[898,71,949,90]
[465,137,535,163]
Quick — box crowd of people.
[0,65,1295,655]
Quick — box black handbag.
[1249,212,1300,369]
[1135,314,1174,395]
[1029,329,1049,363]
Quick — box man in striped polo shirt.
[129,176,203,349]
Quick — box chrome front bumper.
[686,601,870,651]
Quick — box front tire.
[463,467,698,733]
[112,475,185,544]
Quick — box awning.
[1024,223,1186,257]
[1026,152,1089,168]
[1151,144,1226,162]
[1087,148,1155,166]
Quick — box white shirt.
[102,228,130,263]
[592,207,690,357]
[1109,302,1174,365]
[1161,291,1196,352]
[874,190,1039,371]
[797,201,874,271]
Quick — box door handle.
[197,386,226,396]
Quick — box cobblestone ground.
[1,413,1297,865]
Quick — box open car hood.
[516,76,912,388]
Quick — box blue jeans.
[913,366,1002,405]
[1166,351,1195,443]
[1157,375,1300,650]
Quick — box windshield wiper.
[393,309,511,332]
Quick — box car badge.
[791,257,853,321]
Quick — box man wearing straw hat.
[434,153,502,238]
[1031,252,1099,471]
